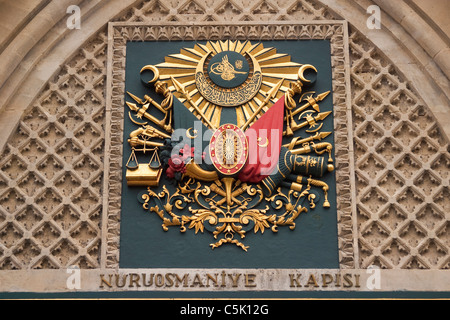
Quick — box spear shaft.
[241,78,284,131]
[171,76,216,130]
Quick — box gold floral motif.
[141,176,322,251]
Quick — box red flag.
[238,97,285,183]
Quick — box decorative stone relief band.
[0,268,449,292]
[103,21,356,270]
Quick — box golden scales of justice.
[125,126,169,187]
[125,81,173,187]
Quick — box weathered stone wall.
[0,0,448,274]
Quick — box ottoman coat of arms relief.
[124,40,335,251]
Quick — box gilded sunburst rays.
[154,40,301,129]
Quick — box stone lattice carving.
[349,31,450,269]
[0,33,107,269]
[0,0,448,270]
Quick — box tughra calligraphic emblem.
[210,55,247,81]
[125,40,335,251]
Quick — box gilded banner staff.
[241,78,284,131]
[171,76,216,130]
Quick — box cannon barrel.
[261,147,333,197]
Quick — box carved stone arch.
[0,1,448,149]
[0,0,448,273]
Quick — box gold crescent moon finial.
[298,64,318,83]
[186,128,199,139]
[140,65,160,84]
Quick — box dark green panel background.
[119,40,338,269]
